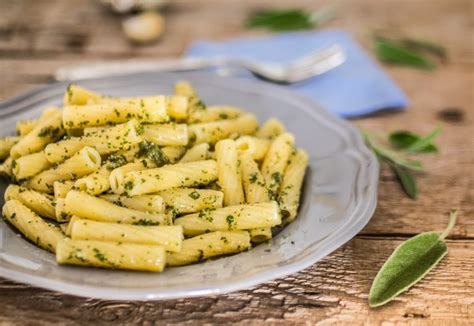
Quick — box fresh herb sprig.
[245,7,336,32]
[361,127,440,199]
[374,34,447,70]
[369,210,457,307]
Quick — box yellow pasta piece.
[4,184,56,220]
[65,190,169,225]
[188,113,258,144]
[109,159,156,194]
[143,123,188,146]
[119,160,218,196]
[239,152,268,204]
[248,228,272,243]
[10,109,64,158]
[256,118,286,139]
[27,147,102,193]
[64,84,102,105]
[101,194,165,213]
[16,120,37,136]
[179,143,209,163]
[0,137,19,160]
[53,180,75,198]
[2,199,65,253]
[215,139,245,205]
[161,146,186,163]
[12,151,51,180]
[261,133,295,201]
[70,219,182,252]
[74,165,111,195]
[54,198,72,222]
[235,136,270,161]
[0,157,14,177]
[56,239,166,272]
[167,231,251,267]
[63,97,168,128]
[279,149,309,223]
[44,120,141,163]
[187,105,243,124]
[175,202,281,236]
[157,188,224,214]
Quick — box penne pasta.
[53,180,75,198]
[157,188,224,214]
[179,143,209,163]
[188,113,258,144]
[101,194,165,213]
[12,151,51,180]
[55,198,73,222]
[27,147,102,193]
[64,84,102,105]
[4,184,56,220]
[248,228,273,243]
[69,219,183,252]
[261,133,295,201]
[74,165,111,195]
[278,149,309,223]
[187,105,243,124]
[119,160,218,196]
[10,109,64,158]
[175,201,281,236]
[2,199,65,253]
[235,136,270,161]
[63,97,169,128]
[16,120,38,136]
[215,139,245,206]
[167,231,251,267]
[256,118,286,139]
[143,123,188,146]
[161,146,186,163]
[56,239,166,272]
[0,137,19,160]
[109,159,156,194]
[239,152,268,204]
[65,190,169,225]
[44,120,141,163]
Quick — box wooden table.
[0,0,472,324]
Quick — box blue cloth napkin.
[186,29,408,118]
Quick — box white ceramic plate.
[0,72,378,300]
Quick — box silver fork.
[55,44,345,83]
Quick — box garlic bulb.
[122,11,165,44]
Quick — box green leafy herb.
[400,37,447,61]
[245,7,335,32]
[375,38,436,70]
[389,127,441,153]
[361,127,441,199]
[369,210,457,308]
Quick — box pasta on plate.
[0,81,308,272]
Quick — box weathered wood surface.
[0,0,473,324]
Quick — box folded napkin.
[186,29,408,118]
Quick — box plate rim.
[0,71,379,300]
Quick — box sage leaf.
[245,7,335,32]
[368,210,457,308]
[392,165,417,199]
[401,37,447,60]
[375,39,436,70]
[389,130,439,153]
[406,127,441,153]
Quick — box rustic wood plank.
[0,238,472,324]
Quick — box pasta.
[175,201,281,236]
[215,139,245,206]
[27,146,102,192]
[65,190,170,225]
[69,219,182,252]
[2,200,65,253]
[0,81,307,272]
[157,188,224,214]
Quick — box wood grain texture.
[0,0,473,324]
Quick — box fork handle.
[54,57,218,81]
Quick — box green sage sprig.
[361,127,440,199]
[245,7,336,32]
[374,34,447,70]
[369,210,457,307]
